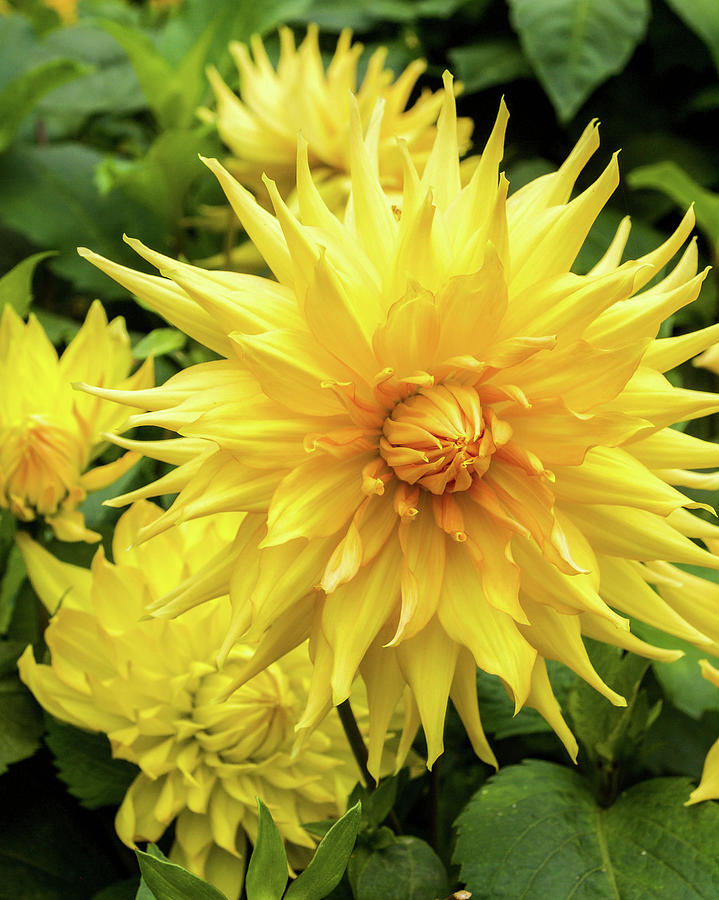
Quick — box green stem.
[337,699,376,791]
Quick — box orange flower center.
[379,383,511,495]
[0,418,85,519]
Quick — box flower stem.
[337,699,376,791]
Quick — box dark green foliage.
[348,836,447,900]
[245,799,289,900]
[0,251,56,316]
[284,802,361,899]
[508,0,651,122]
[45,717,139,810]
[454,763,719,899]
[0,755,124,898]
[0,672,43,775]
[567,644,662,803]
[136,845,229,900]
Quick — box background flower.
[18,501,364,899]
[0,301,152,542]
[199,25,473,205]
[195,25,474,271]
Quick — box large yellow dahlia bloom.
[0,301,151,541]
[18,501,363,900]
[79,74,719,774]
[199,26,473,204]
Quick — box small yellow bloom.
[18,501,364,900]
[79,75,719,773]
[0,301,152,541]
[199,26,473,206]
[686,660,719,805]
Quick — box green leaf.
[477,661,577,739]
[454,761,719,898]
[96,21,177,128]
[0,143,163,298]
[132,327,187,360]
[285,802,361,900]
[45,716,139,809]
[0,529,24,635]
[99,13,225,130]
[135,847,229,900]
[628,160,719,250]
[348,836,447,900]
[91,878,141,900]
[34,308,82,344]
[24,23,145,137]
[136,846,166,900]
[0,15,38,93]
[0,674,43,775]
[645,703,719,780]
[567,644,659,769]
[289,0,414,30]
[0,57,89,152]
[245,799,288,900]
[448,39,532,94]
[349,776,399,831]
[0,640,26,677]
[508,0,651,121]
[107,129,209,232]
[0,754,119,898]
[0,251,56,317]
[633,619,719,719]
[664,0,719,71]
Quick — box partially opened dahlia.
[79,74,719,774]
[197,26,473,270]
[200,26,473,204]
[18,502,364,899]
[0,301,151,541]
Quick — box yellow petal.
[264,452,371,547]
[395,616,459,767]
[15,531,92,612]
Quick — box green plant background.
[2,0,719,897]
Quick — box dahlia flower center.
[379,383,505,494]
[192,664,295,763]
[0,418,85,519]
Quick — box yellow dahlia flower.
[687,660,719,805]
[0,301,151,542]
[78,74,719,774]
[199,26,473,204]
[18,501,363,900]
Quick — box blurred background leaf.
[507,0,651,121]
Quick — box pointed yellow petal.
[395,616,459,767]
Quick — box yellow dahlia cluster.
[0,301,151,541]
[200,26,473,205]
[78,74,719,774]
[18,501,363,900]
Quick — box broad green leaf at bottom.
[454,760,719,899]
